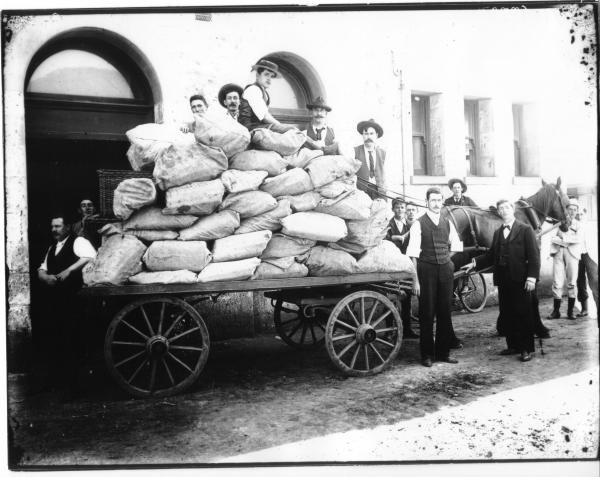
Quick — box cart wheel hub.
[356,324,376,344]
[147,336,169,357]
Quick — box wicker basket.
[97,169,153,217]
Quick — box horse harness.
[446,206,482,250]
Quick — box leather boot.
[567,297,576,320]
[548,299,561,319]
[577,299,588,317]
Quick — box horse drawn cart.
[80,272,413,398]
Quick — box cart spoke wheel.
[273,300,326,349]
[105,296,210,398]
[326,291,402,376]
[459,272,488,313]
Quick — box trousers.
[497,267,535,352]
[552,247,579,299]
[417,260,454,359]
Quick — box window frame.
[411,94,431,176]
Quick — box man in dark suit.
[444,178,478,207]
[354,118,387,200]
[462,199,540,362]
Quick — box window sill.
[465,176,502,186]
[512,176,541,186]
[410,175,448,185]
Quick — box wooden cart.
[80,272,413,398]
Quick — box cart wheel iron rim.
[104,296,210,398]
[459,272,488,313]
[273,299,327,348]
[325,290,403,376]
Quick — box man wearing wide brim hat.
[218,83,243,121]
[549,197,586,320]
[302,96,338,153]
[444,178,478,207]
[354,118,387,200]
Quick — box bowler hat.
[218,83,243,107]
[306,96,332,112]
[251,59,279,77]
[448,178,467,193]
[357,118,383,138]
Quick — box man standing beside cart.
[408,187,463,367]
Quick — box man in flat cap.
[354,118,387,200]
[302,96,338,154]
[218,83,243,121]
[444,178,478,207]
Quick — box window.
[261,52,325,128]
[464,100,479,176]
[412,95,430,175]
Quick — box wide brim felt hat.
[356,118,383,138]
[251,59,279,77]
[306,96,332,112]
[448,178,467,193]
[218,83,243,107]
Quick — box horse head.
[540,176,568,223]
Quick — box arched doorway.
[261,52,327,129]
[24,28,160,352]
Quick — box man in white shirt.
[302,96,339,155]
[462,199,540,362]
[180,95,208,133]
[548,198,584,320]
[37,213,96,393]
[407,187,463,367]
[218,83,243,122]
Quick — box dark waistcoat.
[418,214,451,265]
[498,229,510,267]
[305,125,335,145]
[238,83,270,129]
[47,234,83,289]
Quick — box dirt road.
[8,297,599,466]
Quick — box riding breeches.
[552,247,579,299]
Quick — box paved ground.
[7,297,599,469]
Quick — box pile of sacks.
[83,116,414,286]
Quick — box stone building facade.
[3,7,597,369]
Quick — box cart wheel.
[273,299,327,348]
[104,296,210,398]
[459,272,488,313]
[325,290,402,376]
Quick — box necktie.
[315,128,325,140]
[368,151,375,178]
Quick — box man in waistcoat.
[180,94,209,133]
[463,199,540,362]
[444,178,478,207]
[407,187,464,367]
[354,118,387,200]
[37,213,96,390]
[218,83,243,121]
[302,96,339,154]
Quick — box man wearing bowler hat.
[302,96,338,154]
[354,118,387,200]
[218,83,243,121]
[444,178,478,207]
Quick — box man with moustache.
[462,199,539,362]
[218,83,243,121]
[407,188,464,366]
[354,118,387,200]
[37,213,97,391]
[302,96,339,154]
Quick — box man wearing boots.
[463,199,539,362]
[407,187,463,366]
[548,198,584,320]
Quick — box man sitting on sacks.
[218,83,243,122]
[180,94,209,133]
[444,178,478,207]
[354,118,387,200]
[301,96,339,155]
[238,58,327,152]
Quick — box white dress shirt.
[39,236,97,272]
[242,85,268,121]
[502,218,516,239]
[406,210,463,258]
[363,146,377,184]
[393,217,406,233]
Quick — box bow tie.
[503,224,511,230]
